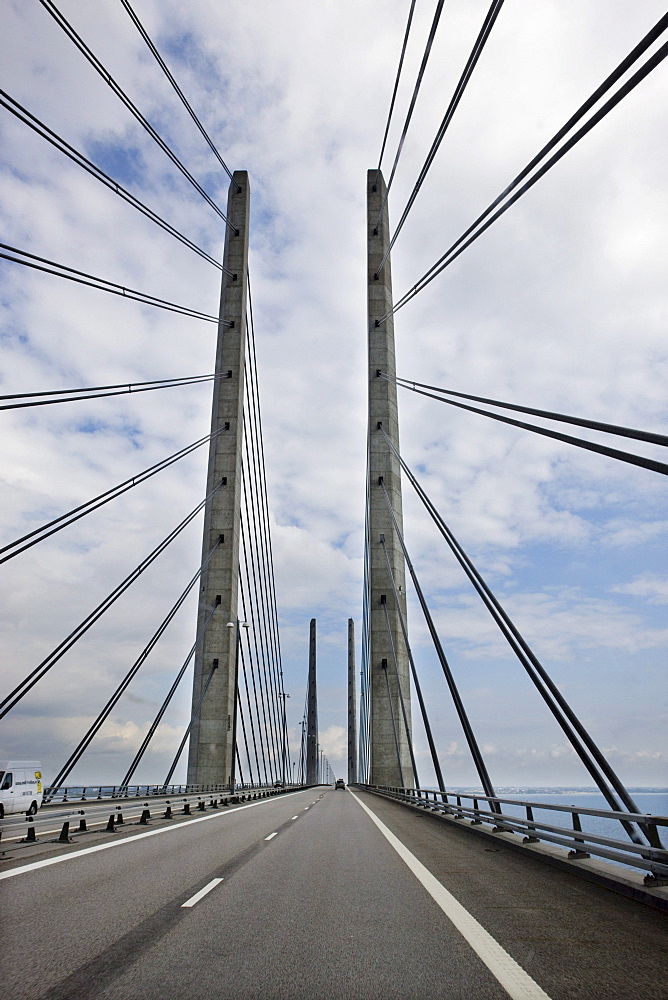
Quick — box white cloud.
[319,725,347,763]
[612,575,668,604]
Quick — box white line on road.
[0,795,301,882]
[291,816,298,820]
[349,790,553,1000]
[265,832,278,841]
[181,878,224,908]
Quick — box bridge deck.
[1,787,666,999]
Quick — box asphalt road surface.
[1,786,666,999]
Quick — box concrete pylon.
[187,171,250,786]
[347,618,357,784]
[367,169,412,786]
[306,618,318,785]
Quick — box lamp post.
[227,620,248,791]
[299,720,306,784]
[279,691,290,784]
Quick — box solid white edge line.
[265,832,278,841]
[349,790,553,1000]
[0,794,299,882]
[181,877,224,908]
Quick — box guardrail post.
[471,798,482,824]
[106,814,116,832]
[523,805,540,843]
[57,822,71,843]
[139,809,150,825]
[568,811,590,859]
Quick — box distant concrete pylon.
[306,618,318,785]
[187,171,250,786]
[367,169,412,786]
[347,617,357,784]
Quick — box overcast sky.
[1,0,666,789]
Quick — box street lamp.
[279,691,290,783]
[227,620,249,791]
[299,720,306,784]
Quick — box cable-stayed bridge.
[1,3,667,998]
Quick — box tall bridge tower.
[187,171,250,786]
[366,169,412,786]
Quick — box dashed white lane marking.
[265,832,278,841]
[182,878,224,908]
[291,816,298,820]
[304,807,309,810]
[349,790,553,1000]
[0,795,302,882]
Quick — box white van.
[0,761,43,818]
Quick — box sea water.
[451,787,668,870]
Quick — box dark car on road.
[335,778,345,789]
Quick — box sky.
[0,0,666,790]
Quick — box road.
[1,786,666,999]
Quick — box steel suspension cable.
[377,0,417,173]
[240,478,282,774]
[37,0,235,230]
[382,17,668,320]
[246,284,284,680]
[163,658,217,787]
[238,636,265,784]
[0,244,219,323]
[238,547,276,782]
[0,372,225,412]
[381,654,405,786]
[384,374,668,448]
[382,377,668,477]
[245,281,287,755]
[379,476,498,803]
[0,482,223,719]
[381,597,419,787]
[381,429,656,846]
[235,745,245,788]
[120,601,220,787]
[119,0,234,183]
[380,536,444,793]
[236,682,255,787]
[374,0,446,230]
[239,566,271,783]
[0,423,230,565]
[243,401,285,765]
[377,0,505,274]
[0,90,228,273]
[238,582,271,784]
[49,538,221,790]
[241,417,281,741]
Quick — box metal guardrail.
[43,781,298,804]
[356,784,668,883]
